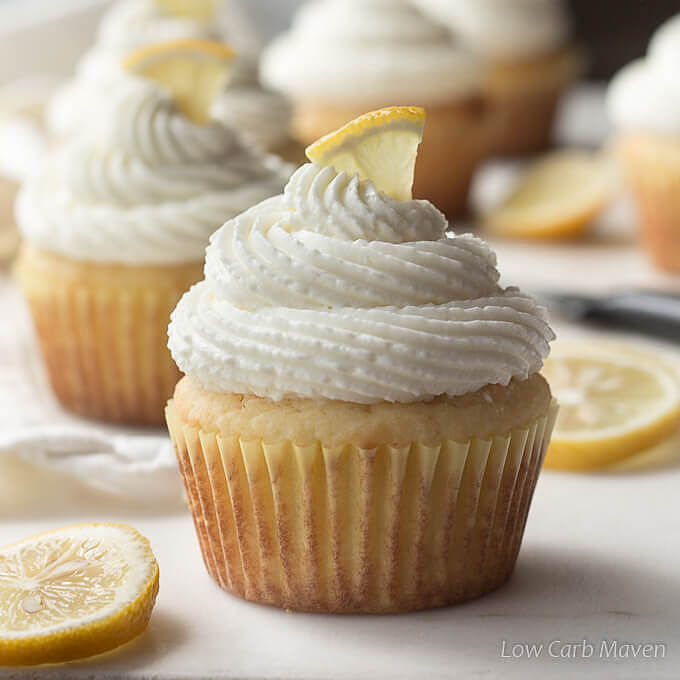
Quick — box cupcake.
[46,0,293,156]
[606,14,680,274]
[260,0,492,217]
[166,107,557,613]
[415,0,582,155]
[15,43,290,425]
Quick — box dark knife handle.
[583,291,680,340]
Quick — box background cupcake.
[415,0,582,155]
[166,108,556,613]
[46,0,293,156]
[16,43,290,425]
[607,14,680,274]
[261,0,492,217]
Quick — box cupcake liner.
[290,98,492,218]
[619,135,680,274]
[166,401,558,613]
[16,245,202,425]
[486,48,584,156]
[487,88,563,156]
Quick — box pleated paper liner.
[619,134,680,274]
[167,401,558,613]
[16,245,202,425]
[486,48,584,156]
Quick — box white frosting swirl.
[169,163,554,403]
[261,0,481,105]
[19,76,289,264]
[212,86,293,151]
[606,14,680,135]
[413,0,570,59]
[46,0,290,150]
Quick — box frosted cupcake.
[16,43,289,425]
[260,0,492,217]
[415,0,582,155]
[607,14,680,274]
[166,108,557,613]
[46,0,293,155]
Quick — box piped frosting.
[168,163,554,403]
[19,76,289,264]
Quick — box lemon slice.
[0,523,159,666]
[542,345,680,470]
[483,151,616,240]
[305,106,426,202]
[124,39,235,124]
[154,0,215,21]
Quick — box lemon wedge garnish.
[154,0,215,21]
[123,39,235,124]
[305,106,426,202]
[0,523,159,666]
[483,151,616,240]
[542,344,680,470]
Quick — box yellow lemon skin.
[544,407,680,471]
[305,106,426,202]
[484,151,616,241]
[542,346,680,471]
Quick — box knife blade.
[539,290,680,341]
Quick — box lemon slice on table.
[0,523,159,666]
[542,345,680,471]
[124,39,236,124]
[155,0,215,21]
[483,151,616,240]
[306,106,426,202]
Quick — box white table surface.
[3,85,680,679]
[3,235,680,680]
[2,417,679,680]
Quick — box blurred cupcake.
[607,14,680,274]
[166,108,557,613]
[415,0,582,155]
[261,0,492,217]
[46,0,294,156]
[16,43,289,425]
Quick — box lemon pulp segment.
[484,151,616,240]
[154,0,215,21]
[124,39,235,124]
[0,523,159,666]
[543,345,680,470]
[305,106,426,202]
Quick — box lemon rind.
[0,523,159,666]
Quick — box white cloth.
[0,274,186,509]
